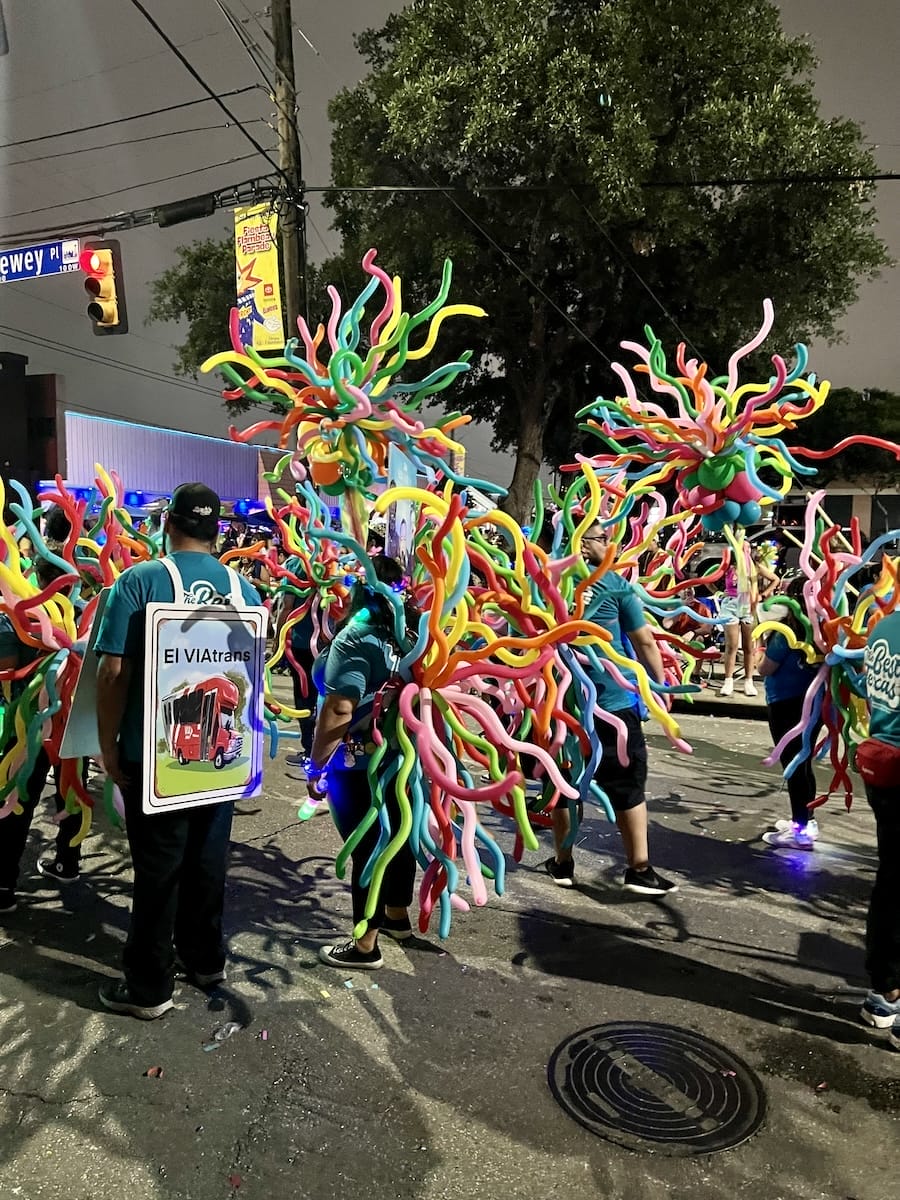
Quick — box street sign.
[0,238,81,283]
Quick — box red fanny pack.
[855,737,900,789]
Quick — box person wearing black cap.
[94,483,261,1020]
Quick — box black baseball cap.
[167,482,221,539]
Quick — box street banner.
[141,602,267,814]
[233,202,285,351]
[385,445,418,571]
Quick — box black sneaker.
[623,866,678,896]
[318,939,384,970]
[381,916,413,941]
[543,856,575,888]
[176,964,227,989]
[0,889,17,914]
[37,858,79,884]
[98,979,174,1020]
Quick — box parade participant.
[275,555,319,774]
[95,483,261,1020]
[0,557,84,910]
[858,607,900,1046]
[309,555,418,970]
[543,520,678,896]
[719,543,778,697]
[759,575,822,849]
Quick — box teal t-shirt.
[580,574,646,713]
[763,632,817,704]
[95,552,261,762]
[865,612,900,748]
[317,621,399,772]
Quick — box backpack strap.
[160,556,247,607]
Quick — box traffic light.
[79,239,128,335]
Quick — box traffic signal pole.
[271,0,307,333]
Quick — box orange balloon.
[310,459,342,487]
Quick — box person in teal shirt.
[859,607,900,1043]
[94,483,261,1020]
[540,519,677,897]
[308,555,417,971]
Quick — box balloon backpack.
[2,255,899,935]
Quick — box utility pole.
[271,0,307,332]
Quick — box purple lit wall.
[63,411,261,502]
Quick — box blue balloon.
[720,500,741,524]
[701,509,727,533]
[738,500,763,526]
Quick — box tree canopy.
[322,0,888,518]
[784,388,900,489]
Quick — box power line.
[571,190,705,362]
[213,0,279,91]
[0,86,258,152]
[422,176,614,367]
[0,322,224,397]
[6,121,269,170]
[306,173,900,193]
[0,152,272,224]
[125,0,284,182]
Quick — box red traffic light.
[79,247,107,276]
[78,239,127,335]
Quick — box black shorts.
[593,709,648,813]
[289,648,316,711]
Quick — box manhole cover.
[548,1021,766,1155]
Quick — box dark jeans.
[328,768,416,930]
[0,746,83,890]
[865,782,900,995]
[120,759,233,1006]
[767,695,820,826]
[289,648,317,756]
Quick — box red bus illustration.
[161,676,244,769]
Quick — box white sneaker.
[774,818,819,840]
[719,678,734,697]
[743,680,759,697]
[762,825,816,850]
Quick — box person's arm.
[757,653,780,678]
[628,623,665,685]
[758,632,787,678]
[97,654,133,787]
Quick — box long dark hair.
[341,555,420,648]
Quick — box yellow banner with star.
[233,202,285,351]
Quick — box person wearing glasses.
[543,521,677,896]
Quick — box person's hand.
[100,747,129,790]
[306,769,328,803]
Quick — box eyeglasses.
[582,535,609,544]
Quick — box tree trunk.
[501,382,545,525]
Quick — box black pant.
[289,648,317,755]
[865,782,900,995]
[120,759,233,1006]
[328,768,416,930]
[767,695,820,826]
[0,747,83,890]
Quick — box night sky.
[0,1,896,485]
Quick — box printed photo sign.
[385,445,418,571]
[141,603,267,814]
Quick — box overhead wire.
[570,190,705,362]
[213,0,280,91]
[0,152,273,224]
[125,0,285,181]
[5,121,269,170]
[0,86,259,152]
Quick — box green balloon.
[697,458,737,491]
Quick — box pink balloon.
[724,471,761,504]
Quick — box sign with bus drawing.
[141,603,266,813]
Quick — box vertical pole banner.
[141,604,267,814]
[233,203,286,351]
[385,445,418,571]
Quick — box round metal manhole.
[548,1021,766,1156]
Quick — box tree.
[322,0,889,520]
[784,387,900,489]
[147,238,236,378]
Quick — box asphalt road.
[0,710,897,1200]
